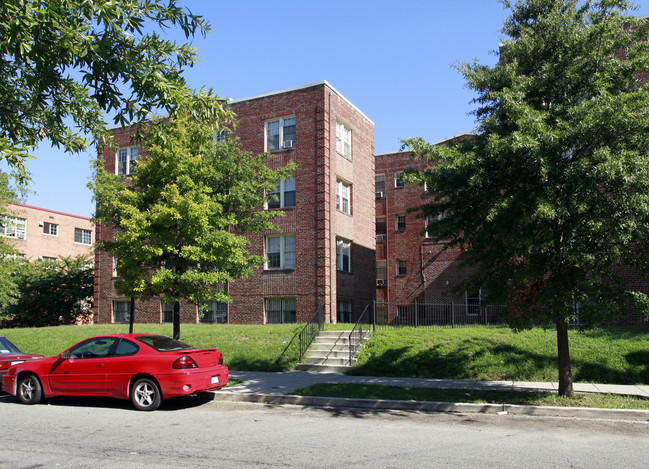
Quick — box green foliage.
[404,0,649,326]
[91,109,295,339]
[2,256,93,327]
[0,0,230,182]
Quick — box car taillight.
[172,356,198,369]
[0,362,8,370]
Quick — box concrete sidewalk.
[212,370,649,421]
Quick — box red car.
[2,334,229,411]
[0,336,44,381]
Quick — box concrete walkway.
[212,370,649,421]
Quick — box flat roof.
[375,132,476,157]
[9,203,92,221]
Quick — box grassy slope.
[2,324,648,384]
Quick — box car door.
[48,337,118,395]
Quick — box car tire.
[131,378,162,411]
[17,374,43,405]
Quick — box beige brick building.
[1,203,94,261]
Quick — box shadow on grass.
[348,337,649,384]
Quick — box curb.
[213,391,649,421]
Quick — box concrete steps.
[296,330,370,373]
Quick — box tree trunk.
[129,297,135,334]
[556,317,574,396]
[173,301,181,340]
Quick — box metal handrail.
[348,304,370,366]
[298,302,324,360]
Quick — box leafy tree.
[0,171,23,312]
[3,256,93,327]
[403,0,649,396]
[92,111,295,340]
[0,0,230,182]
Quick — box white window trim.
[267,176,296,209]
[336,237,351,273]
[0,215,27,240]
[336,122,352,159]
[265,234,296,270]
[74,227,92,245]
[265,116,296,152]
[116,146,138,176]
[112,300,131,324]
[336,179,351,215]
[43,222,59,237]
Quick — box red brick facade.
[94,82,375,325]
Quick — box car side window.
[113,339,139,357]
[68,338,118,359]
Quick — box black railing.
[373,301,506,328]
[349,304,370,366]
[298,302,324,360]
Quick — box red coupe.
[2,333,229,411]
[0,336,44,380]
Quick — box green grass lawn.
[292,383,649,410]
[2,324,649,384]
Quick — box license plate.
[211,376,220,385]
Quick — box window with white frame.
[336,237,351,273]
[266,234,296,269]
[113,300,131,323]
[395,171,405,188]
[117,146,138,176]
[43,222,58,236]
[397,259,407,276]
[265,298,296,324]
[266,116,296,152]
[0,216,26,239]
[74,228,92,245]
[336,122,352,159]
[396,215,406,231]
[268,176,296,209]
[162,302,173,323]
[336,179,351,214]
[199,301,227,323]
[375,174,386,197]
[337,299,352,323]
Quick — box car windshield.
[0,337,21,354]
[136,335,194,352]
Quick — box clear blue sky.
[6,0,649,218]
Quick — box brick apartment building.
[1,203,94,261]
[94,81,376,325]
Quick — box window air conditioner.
[376,279,385,286]
[17,233,25,239]
[376,234,386,241]
[283,140,294,149]
[375,191,384,198]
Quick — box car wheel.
[131,378,162,411]
[17,374,43,405]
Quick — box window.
[117,146,138,176]
[397,259,407,276]
[43,222,58,236]
[336,237,351,272]
[68,337,119,358]
[425,213,447,238]
[265,298,296,324]
[266,116,296,152]
[336,179,351,214]
[114,339,140,357]
[199,301,227,323]
[0,216,26,239]
[162,302,173,323]
[74,228,92,245]
[397,305,409,324]
[40,256,58,262]
[266,235,296,269]
[376,217,386,240]
[113,301,131,323]
[376,261,387,285]
[337,299,352,323]
[375,174,386,196]
[268,176,296,209]
[466,290,481,316]
[395,171,405,188]
[336,122,352,159]
[396,215,406,231]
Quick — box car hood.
[0,353,45,362]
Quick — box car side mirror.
[60,351,69,360]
